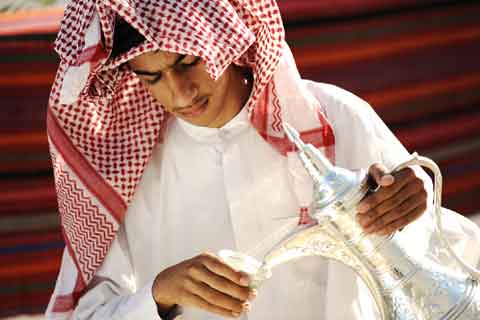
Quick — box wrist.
[156,303,183,320]
[156,301,176,314]
[152,274,176,311]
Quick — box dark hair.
[111,17,146,59]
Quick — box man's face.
[129,50,250,128]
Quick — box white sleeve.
[46,228,164,320]
[304,81,415,168]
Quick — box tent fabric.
[0,0,479,317]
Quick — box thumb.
[368,163,394,187]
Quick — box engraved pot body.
[297,177,480,320]
[257,167,480,319]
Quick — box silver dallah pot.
[220,123,480,319]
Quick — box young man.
[45,1,480,319]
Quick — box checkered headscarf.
[47,0,335,314]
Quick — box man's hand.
[152,252,257,318]
[356,164,428,235]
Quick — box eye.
[145,74,162,85]
[179,56,201,69]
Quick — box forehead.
[128,50,181,71]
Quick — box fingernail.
[381,175,394,185]
[243,302,251,311]
[232,312,241,317]
[240,276,250,286]
[379,229,392,236]
[357,215,367,227]
[248,289,258,300]
[364,224,375,233]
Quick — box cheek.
[144,83,174,112]
[210,71,230,101]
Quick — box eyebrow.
[132,54,186,76]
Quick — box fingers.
[357,166,428,234]
[376,202,426,236]
[199,253,251,287]
[374,177,424,215]
[153,253,258,318]
[358,167,416,213]
[361,192,426,233]
[181,253,256,317]
[358,178,425,227]
[189,295,239,318]
[368,163,394,187]
[184,278,250,317]
[188,264,251,301]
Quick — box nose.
[165,71,198,109]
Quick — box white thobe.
[48,81,480,320]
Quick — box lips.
[177,98,208,118]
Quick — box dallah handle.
[393,153,480,279]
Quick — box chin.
[187,112,224,128]
[178,115,210,127]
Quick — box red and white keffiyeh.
[47,0,335,314]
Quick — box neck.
[207,66,253,128]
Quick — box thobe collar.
[175,105,250,144]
